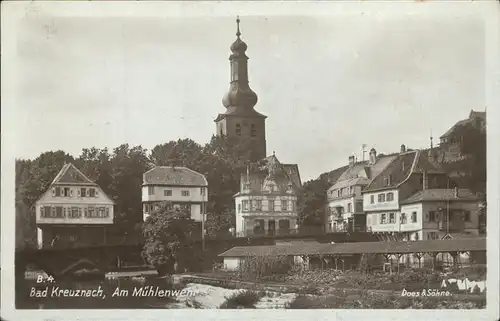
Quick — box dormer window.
[250,124,256,137]
[236,124,241,136]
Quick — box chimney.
[422,171,428,190]
[369,148,377,164]
[400,144,406,153]
[348,155,355,167]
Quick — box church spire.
[222,16,258,109]
[236,15,241,38]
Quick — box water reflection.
[17,274,178,309]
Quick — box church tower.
[214,17,267,160]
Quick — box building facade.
[142,166,208,222]
[362,149,463,240]
[326,149,397,232]
[34,163,114,249]
[214,17,267,161]
[234,153,301,237]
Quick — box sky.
[6,6,486,181]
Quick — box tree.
[296,173,331,231]
[205,210,235,239]
[109,144,152,225]
[142,202,200,275]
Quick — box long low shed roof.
[218,238,486,257]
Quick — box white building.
[326,150,396,232]
[142,166,208,222]
[234,153,302,237]
[362,149,480,240]
[35,163,114,249]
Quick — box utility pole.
[201,187,206,251]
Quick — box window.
[236,124,241,136]
[56,206,64,218]
[55,187,61,197]
[89,188,96,197]
[42,206,52,218]
[81,187,87,197]
[389,213,395,223]
[380,213,386,224]
[347,203,352,213]
[69,207,80,218]
[250,124,256,137]
[105,208,110,217]
[370,195,375,204]
[164,190,172,196]
[87,207,95,218]
[99,207,106,218]
[148,186,154,195]
[387,192,394,201]
[428,211,436,222]
[378,194,386,202]
[400,213,407,224]
[269,200,275,212]
[282,200,288,211]
[256,200,262,210]
[242,200,249,211]
[62,187,70,197]
[411,212,417,223]
[414,232,419,241]
[181,190,190,197]
[200,187,206,196]
[464,211,471,222]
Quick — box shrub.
[219,290,263,309]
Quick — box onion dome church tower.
[214,17,267,161]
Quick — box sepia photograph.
[1,1,499,320]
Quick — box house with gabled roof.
[362,148,464,241]
[325,147,398,233]
[142,166,208,222]
[34,163,115,249]
[234,152,302,237]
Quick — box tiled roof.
[51,163,96,186]
[219,238,486,257]
[282,164,302,188]
[143,166,208,186]
[328,155,398,192]
[440,110,486,139]
[400,188,478,204]
[239,154,301,195]
[363,150,444,192]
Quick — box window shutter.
[52,188,56,196]
[77,189,81,197]
[86,189,90,197]
[70,189,73,197]
[95,190,99,197]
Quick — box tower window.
[251,124,256,137]
[236,124,241,136]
